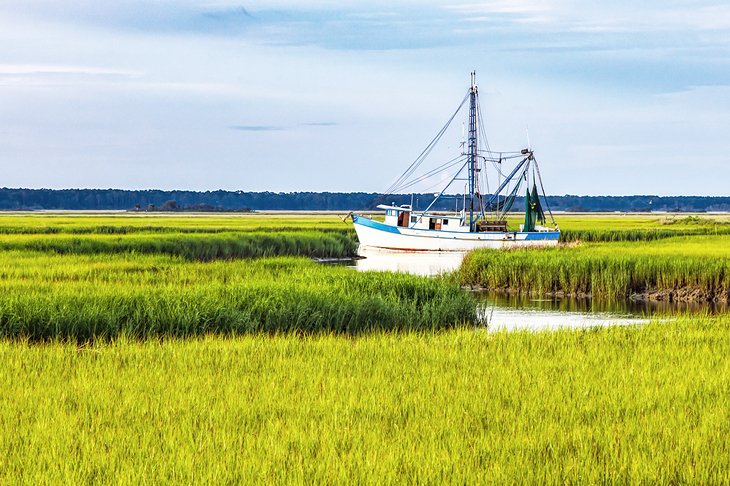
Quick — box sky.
[0,1,729,195]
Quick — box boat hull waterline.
[353,215,560,251]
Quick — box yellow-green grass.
[0,213,351,232]
[0,213,359,258]
[0,319,727,484]
[0,251,476,340]
[501,213,730,242]
[3,212,727,245]
[459,235,730,299]
[0,230,358,260]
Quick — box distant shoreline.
[1,188,730,212]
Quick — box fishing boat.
[352,72,560,251]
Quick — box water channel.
[341,248,722,331]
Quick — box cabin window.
[442,219,449,226]
[410,216,417,223]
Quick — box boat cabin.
[377,204,471,233]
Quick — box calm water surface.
[342,247,720,330]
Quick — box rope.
[388,155,466,193]
[382,90,470,196]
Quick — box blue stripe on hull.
[352,215,402,234]
[523,231,561,240]
[353,214,560,240]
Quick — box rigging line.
[389,153,465,190]
[496,154,502,218]
[483,155,530,207]
[475,94,491,218]
[488,154,525,177]
[498,177,524,218]
[498,162,530,218]
[390,156,467,193]
[418,174,462,194]
[481,153,524,158]
[388,133,446,193]
[477,96,491,155]
[493,177,520,212]
[490,166,524,216]
[393,158,467,192]
[482,153,524,178]
[481,150,523,154]
[382,91,470,196]
[411,160,470,225]
[480,152,524,159]
[532,156,556,225]
[483,155,490,203]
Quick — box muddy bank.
[464,285,730,304]
[635,286,729,304]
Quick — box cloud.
[0,1,728,194]
[4,1,728,54]
[0,64,139,77]
[229,125,287,132]
[229,122,338,132]
[300,121,338,127]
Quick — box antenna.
[526,125,531,151]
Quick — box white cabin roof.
[376,204,463,220]
[376,204,413,211]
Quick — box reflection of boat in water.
[355,247,465,275]
[352,72,560,251]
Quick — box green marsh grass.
[504,213,730,242]
[0,319,727,483]
[0,213,352,232]
[460,235,730,299]
[0,230,357,260]
[0,213,727,482]
[0,251,476,340]
[0,213,359,259]
[559,225,730,243]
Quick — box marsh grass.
[0,230,357,260]
[560,226,730,243]
[0,252,476,340]
[0,213,727,482]
[459,235,730,299]
[0,319,727,483]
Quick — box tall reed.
[0,231,358,260]
[459,236,730,299]
[560,226,730,243]
[0,252,477,340]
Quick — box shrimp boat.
[352,72,560,251]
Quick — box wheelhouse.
[377,204,471,233]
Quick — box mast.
[467,71,478,231]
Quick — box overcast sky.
[1,1,728,195]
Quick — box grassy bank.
[1,320,727,483]
[0,251,476,340]
[459,235,730,300]
[506,214,730,242]
[0,213,352,232]
[0,230,357,260]
[0,214,358,259]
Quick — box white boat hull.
[352,215,560,251]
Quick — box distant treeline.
[0,188,729,212]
